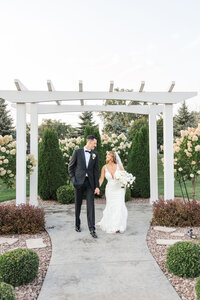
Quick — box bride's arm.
[99,165,105,187]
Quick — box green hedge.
[166,241,200,278]
[38,128,67,200]
[125,187,131,202]
[127,125,150,198]
[0,282,15,300]
[196,277,200,299]
[56,185,75,204]
[0,248,39,287]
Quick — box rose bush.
[0,135,36,188]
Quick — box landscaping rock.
[156,239,182,245]
[0,238,18,245]
[153,226,176,233]
[26,238,47,249]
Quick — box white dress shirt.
[84,147,91,176]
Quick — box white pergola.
[0,80,197,206]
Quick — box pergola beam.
[47,80,60,105]
[22,104,163,115]
[0,91,197,104]
[105,81,114,105]
[129,81,145,105]
[79,80,84,106]
[168,81,175,92]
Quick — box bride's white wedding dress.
[97,164,128,233]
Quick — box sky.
[0,0,200,127]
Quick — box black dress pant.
[75,177,95,232]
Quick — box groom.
[68,135,100,238]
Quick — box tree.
[38,128,67,200]
[127,117,148,141]
[0,98,14,136]
[127,125,150,198]
[77,111,96,137]
[157,117,163,152]
[174,101,196,137]
[99,88,144,135]
[38,119,75,140]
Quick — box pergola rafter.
[0,80,197,206]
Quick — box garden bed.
[147,226,200,300]
[0,231,51,300]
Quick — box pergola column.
[163,104,174,200]
[16,103,26,205]
[149,108,158,203]
[30,103,38,206]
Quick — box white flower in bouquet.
[114,170,136,187]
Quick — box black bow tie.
[85,150,91,153]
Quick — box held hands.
[94,188,100,195]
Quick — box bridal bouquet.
[114,170,136,188]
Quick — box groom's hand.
[94,188,100,195]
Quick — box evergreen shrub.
[0,282,16,300]
[166,241,200,278]
[196,277,200,299]
[125,187,131,202]
[127,125,150,198]
[0,204,45,234]
[56,185,75,204]
[151,199,200,227]
[0,248,39,287]
[38,128,67,200]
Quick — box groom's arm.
[68,150,77,183]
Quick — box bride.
[96,151,128,234]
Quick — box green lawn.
[158,154,200,200]
[0,180,30,203]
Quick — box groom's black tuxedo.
[68,148,99,231]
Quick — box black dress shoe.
[75,226,81,232]
[90,231,98,238]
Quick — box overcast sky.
[0,0,200,127]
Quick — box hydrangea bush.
[0,135,36,188]
[101,133,131,167]
[59,133,132,169]
[59,137,83,171]
[161,124,200,200]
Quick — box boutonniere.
[92,153,96,159]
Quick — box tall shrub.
[38,128,67,200]
[127,125,150,198]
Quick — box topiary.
[196,277,200,299]
[166,241,200,278]
[56,185,75,204]
[127,125,150,198]
[125,187,131,202]
[0,248,39,287]
[38,128,67,200]
[0,282,16,300]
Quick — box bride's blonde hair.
[106,151,117,164]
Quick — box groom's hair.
[86,135,96,141]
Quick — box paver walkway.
[38,203,180,300]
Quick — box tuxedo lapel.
[80,148,86,167]
[88,150,93,167]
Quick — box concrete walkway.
[38,203,180,300]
